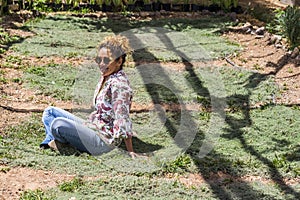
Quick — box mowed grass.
[0,15,299,199]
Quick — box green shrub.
[276,6,300,49]
[266,8,283,34]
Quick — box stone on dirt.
[255,27,265,35]
[291,47,300,58]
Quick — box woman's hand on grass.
[128,151,149,159]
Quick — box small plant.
[143,0,152,5]
[223,0,231,10]
[66,52,79,58]
[71,0,79,7]
[196,95,211,109]
[0,166,10,173]
[253,63,263,70]
[0,77,7,84]
[26,66,47,76]
[201,0,210,7]
[287,67,294,73]
[32,0,53,12]
[96,0,104,5]
[273,154,290,170]
[5,55,22,65]
[0,29,21,54]
[0,69,7,83]
[112,0,125,11]
[239,58,247,63]
[0,69,5,75]
[161,154,192,173]
[20,189,53,200]
[276,6,300,49]
[127,0,136,4]
[59,177,85,192]
[232,0,238,7]
[282,82,289,90]
[212,0,239,11]
[112,0,123,7]
[199,111,210,121]
[104,0,112,5]
[12,77,22,83]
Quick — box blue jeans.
[41,106,113,155]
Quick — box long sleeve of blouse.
[111,79,133,140]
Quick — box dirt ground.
[0,165,75,199]
[219,31,300,105]
[1,0,300,199]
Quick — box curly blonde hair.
[98,35,132,68]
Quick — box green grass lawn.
[1,14,299,199]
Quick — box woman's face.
[96,47,122,76]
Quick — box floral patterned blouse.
[86,70,133,146]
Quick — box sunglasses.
[95,56,112,65]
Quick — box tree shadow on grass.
[94,15,300,199]
[214,66,300,198]
[119,24,291,200]
[222,105,299,196]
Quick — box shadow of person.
[49,136,162,157]
[119,137,163,155]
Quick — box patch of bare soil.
[0,64,77,135]
[177,172,300,188]
[226,1,300,105]
[0,165,74,200]
[218,31,300,105]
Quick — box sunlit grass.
[14,15,239,59]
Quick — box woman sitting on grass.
[40,35,139,158]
